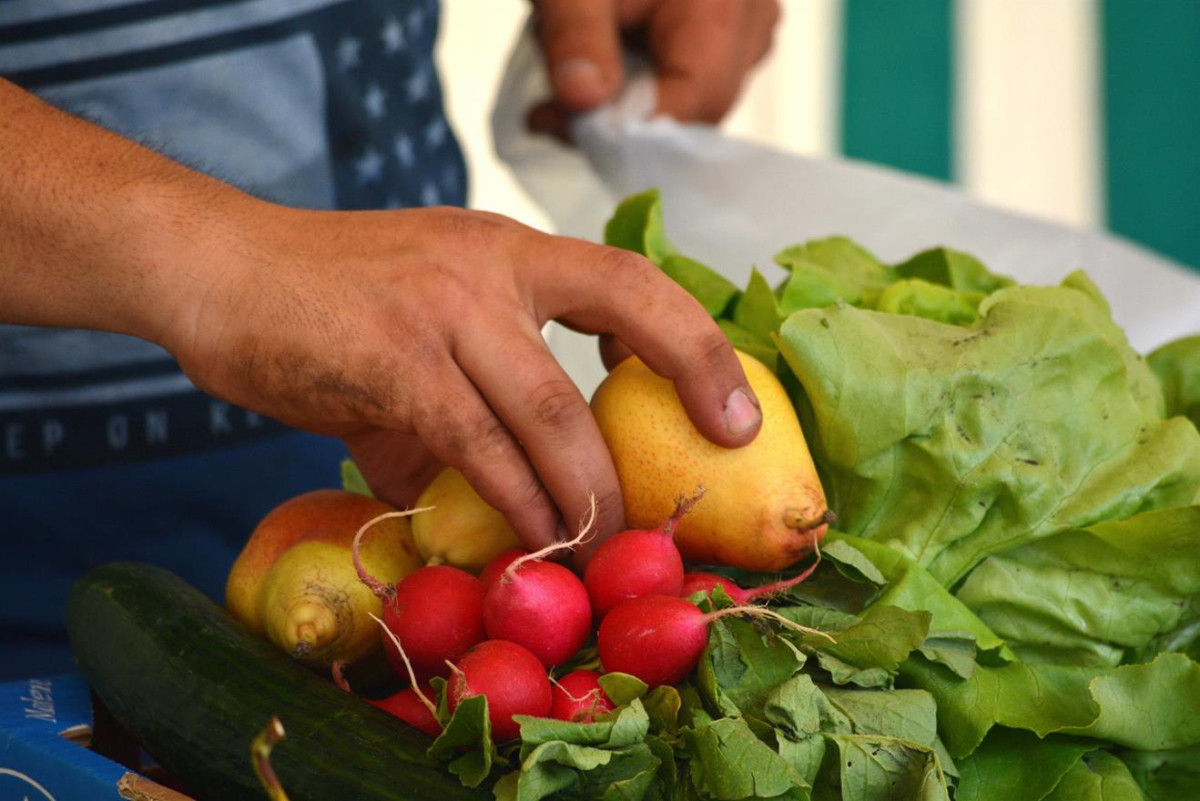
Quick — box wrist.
[114,173,268,356]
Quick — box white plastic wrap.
[492,29,1200,396]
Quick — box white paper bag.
[492,29,1200,397]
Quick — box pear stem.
[662,486,706,538]
[784,507,837,531]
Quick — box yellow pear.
[225,489,424,668]
[591,350,829,571]
[412,467,521,573]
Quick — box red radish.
[550,670,614,723]
[482,502,596,668]
[448,640,552,742]
[354,515,485,680]
[681,541,822,604]
[583,490,702,620]
[680,571,750,603]
[368,612,445,737]
[479,548,527,590]
[331,656,441,737]
[598,595,832,688]
[371,686,441,736]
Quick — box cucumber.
[67,562,487,801]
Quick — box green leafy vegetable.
[900,652,1200,758]
[1147,335,1200,429]
[340,458,373,497]
[685,716,811,800]
[603,189,677,265]
[1118,746,1200,801]
[604,189,738,318]
[777,284,1200,585]
[874,279,985,326]
[426,694,499,788]
[662,254,741,318]
[955,728,1095,801]
[775,238,893,314]
[469,191,1200,801]
[892,248,1014,295]
[818,734,951,801]
[1043,751,1144,800]
[954,506,1200,666]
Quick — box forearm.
[0,78,257,348]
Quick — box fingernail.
[552,59,607,105]
[724,387,762,437]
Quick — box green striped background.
[839,0,1199,272]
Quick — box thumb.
[536,0,622,112]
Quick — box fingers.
[454,313,626,561]
[527,237,762,449]
[598,334,633,372]
[527,100,572,143]
[649,0,781,123]
[407,356,564,553]
[342,430,444,508]
[536,0,622,112]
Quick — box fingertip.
[722,385,762,442]
[654,75,704,122]
[552,59,614,111]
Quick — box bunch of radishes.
[350,490,823,743]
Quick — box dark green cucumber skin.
[67,562,488,801]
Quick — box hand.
[529,0,781,137]
[166,204,763,553]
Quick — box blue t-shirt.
[0,0,467,680]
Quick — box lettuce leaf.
[892,248,1014,295]
[955,728,1095,801]
[1147,335,1200,429]
[684,716,812,800]
[777,281,1200,585]
[1043,751,1144,800]
[426,693,500,788]
[954,506,1200,666]
[1119,745,1200,801]
[818,734,952,801]
[899,652,1200,758]
[775,238,893,314]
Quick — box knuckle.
[431,210,511,249]
[509,470,550,515]
[697,330,736,374]
[466,413,514,460]
[423,404,504,463]
[529,378,587,432]
[597,247,657,288]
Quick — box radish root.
[330,659,352,693]
[549,676,605,722]
[502,492,598,583]
[706,604,836,643]
[743,534,823,602]
[369,612,439,722]
[351,507,435,602]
